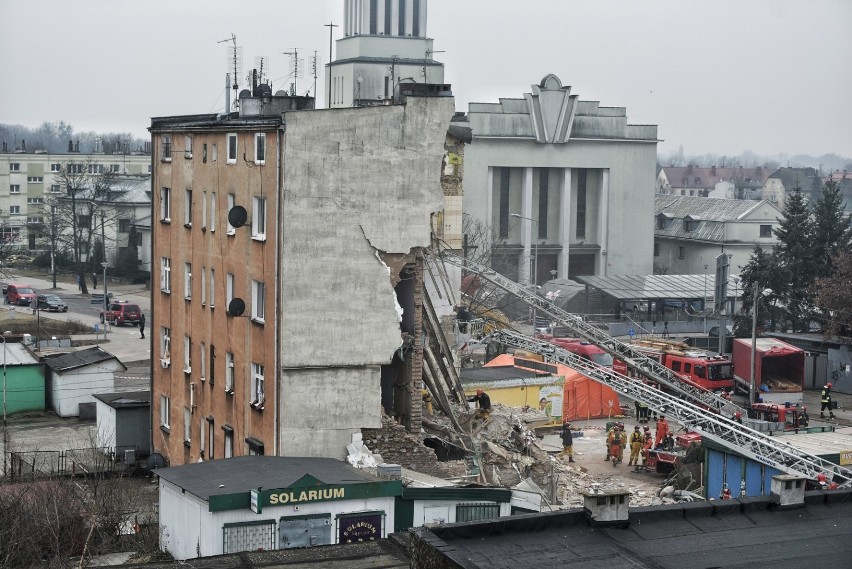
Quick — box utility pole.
[324,21,338,108]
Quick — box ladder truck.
[428,250,744,416]
[491,330,852,486]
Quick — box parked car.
[36,294,68,312]
[5,254,34,267]
[5,284,37,306]
[100,301,142,326]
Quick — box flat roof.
[576,273,740,301]
[460,365,547,383]
[93,391,150,409]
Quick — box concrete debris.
[346,440,380,469]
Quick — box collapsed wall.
[278,97,455,458]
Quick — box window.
[110,164,120,173]
[226,273,234,306]
[160,257,171,292]
[398,0,406,34]
[684,218,696,232]
[50,184,61,193]
[384,0,392,34]
[184,135,193,159]
[654,242,660,257]
[498,167,510,239]
[209,268,216,307]
[209,344,215,385]
[78,215,91,229]
[87,164,103,174]
[183,335,192,373]
[203,143,208,163]
[184,408,191,442]
[200,415,206,456]
[212,143,218,162]
[201,191,207,230]
[26,197,44,204]
[225,352,235,393]
[160,395,170,429]
[246,438,264,456]
[210,192,216,231]
[184,262,192,299]
[251,196,267,240]
[9,163,20,172]
[184,189,193,226]
[760,224,772,238]
[252,280,265,322]
[199,343,207,381]
[118,219,131,233]
[254,133,266,164]
[656,215,667,230]
[678,246,685,259]
[49,163,60,172]
[9,206,20,215]
[413,0,421,35]
[68,163,83,174]
[684,363,692,374]
[252,363,265,406]
[160,187,171,222]
[369,0,377,33]
[27,176,43,183]
[226,193,235,234]
[160,327,171,364]
[9,184,20,194]
[671,361,682,372]
[227,133,237,164]
[161,135,172,162]
[456,504,500,523]
[538,168,548,239]
[223,426,234,458]
[201,267,207,305]
[27,217,43,225]
[576,168,587,238]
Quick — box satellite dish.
[228,298,246,317]
[228,205,248,228]
[239,89,252,99]
[147,453,166,471]
[256,84,272,96]
[274,90,288,97]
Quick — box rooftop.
[93,391,150,409]
[43,346,125,372]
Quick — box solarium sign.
[268,487,346,506]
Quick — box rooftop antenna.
[218,34,242,111]
[424,49,444,83]
[283,48,303,96]
[310,51,319,98]
[323,21,339,107]
[254,56,269,86]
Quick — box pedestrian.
[605,424,617,461]
[467,388,491,420]
[139,313,146,339]
[655,415,670,448]
[77,274,82,291]
[663,321,669,338]
[720,483,732,500]
[820,383,835,419]
[560,420,575,463]
[91,272,97,290]
[628,425,643,466]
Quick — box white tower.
[327,0,444,108]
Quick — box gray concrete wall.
[279,96,454,457]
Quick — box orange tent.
[484,354,621,421]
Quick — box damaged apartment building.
[149,79,454,466]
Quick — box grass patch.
[0,312,92,336]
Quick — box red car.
[5,283,37,306]
[100,301,142,326]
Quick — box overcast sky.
[1,0,849,157]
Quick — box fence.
[5,445,142,481]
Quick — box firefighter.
[467,389,491,420]
[617,424,627,463]
[799,406,809,428]
[605,424,616,461]
[820,383,835,419]
[628,425,643,466]
[655,415,670,448]
[637,400,650,423]
[561,420,575,463]
[720,483,732,500]
[642,426,653,465]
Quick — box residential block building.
[150,84,453,466]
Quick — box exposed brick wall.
[406,255,424,433]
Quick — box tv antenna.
[310,51,320,98]
[424,49,445,83]
[254,56,270,86]
[218,34,242,110]
[283,48,303,96]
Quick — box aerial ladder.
[493,330,852,486]
[428,249,745,416]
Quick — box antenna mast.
[324,21,339,107]
[311,51,319,98]
[424,49,445,83]
[218,34,242,110]
[283,48,302,96]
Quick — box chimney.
[770,474,806,508]
[686,164,693,176]
[224,73,231,116]
[252,69,258,96]
[21,139,26,151]
[68,140,74,152]
[711,165,717,176]
[75,140,80,153]
[581,486,630,527]
[2,141,7,152]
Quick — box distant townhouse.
[657,165,774,200]
[760,167,821,209]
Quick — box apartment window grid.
[160,327,171,365]
[9,206,20,215]
[183,408,191,443]
[87,164,103,174]
[50,163,61,172]
[254,133,266,164]
[210,192,216,231]
[498,167,510,239]
[27,217,44,225]
[160,187,171,222]
[226,273,234,307]
[207,419,215,459]
[251,197,267,241]
[227,133,238,164]
[201,191,208,230]
[184,189,193,226]
[183,335,192,373]
[201,268,207,305]
[27,176,43,183]
[9,163,20,172]
[209,268,216,307]
[161,135,172,162]
[160,395,170,428]
[252,363,265,406]
[199,343,207,381]
[225,352,235,393]
[9,184,20,194]
[50,184,61,193]
[252,280,265,323]
[538,168,548,239]
[184,135,193,159]
[226,193,236,234]
[184,262,192,299]
[576,168,587,238]
[160,257,171,292]
[26,197,44,204]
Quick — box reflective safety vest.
[821,389,831,403]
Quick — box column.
[598,169,610,276]
[485,166,494,233]
[558,167,572,280]
[519,167,533,285]
[406,0,415,36]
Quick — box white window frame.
[184,135,193,159]
[251,196,267,241]
[184,262,192,299]
[160,257,171,293]
[184,408,191,442]
[225,351,235,393]
[183,335,192,373]
[201,267,207,305]
[110,164,120,173]
[161,135,172,162]
[199,342,207,381]
[226,193,236,235]
[251,363,265,407]
[199,415,206,456]
[224,429,233,458]
[184,188,192,227]
[254,133,266,165]
[9,185,20,194]
[160,327,171,366]
[251,280,265,323]
[9,163,20,172]
[9,206,20,215]
[226,273,234,306]
[50,184,61,193]
[209,268,216,308]
[160,187,171,222]
[50,163,61,172]
[211,143,218,162]
[160,395,170,428]
[226,133,238,164]
[210,192,217,232]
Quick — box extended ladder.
[493,330,851,486]
[429,250,744,416]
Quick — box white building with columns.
[327,0,444,108]
[457,74,658,284]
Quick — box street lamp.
[510,213,540,329]
[749,287,773,404]
[101,262,108,335]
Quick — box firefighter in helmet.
[820,383,835,419]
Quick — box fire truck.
[536,336,614,368]
[746,402,810,431]
[627,340,735,391]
